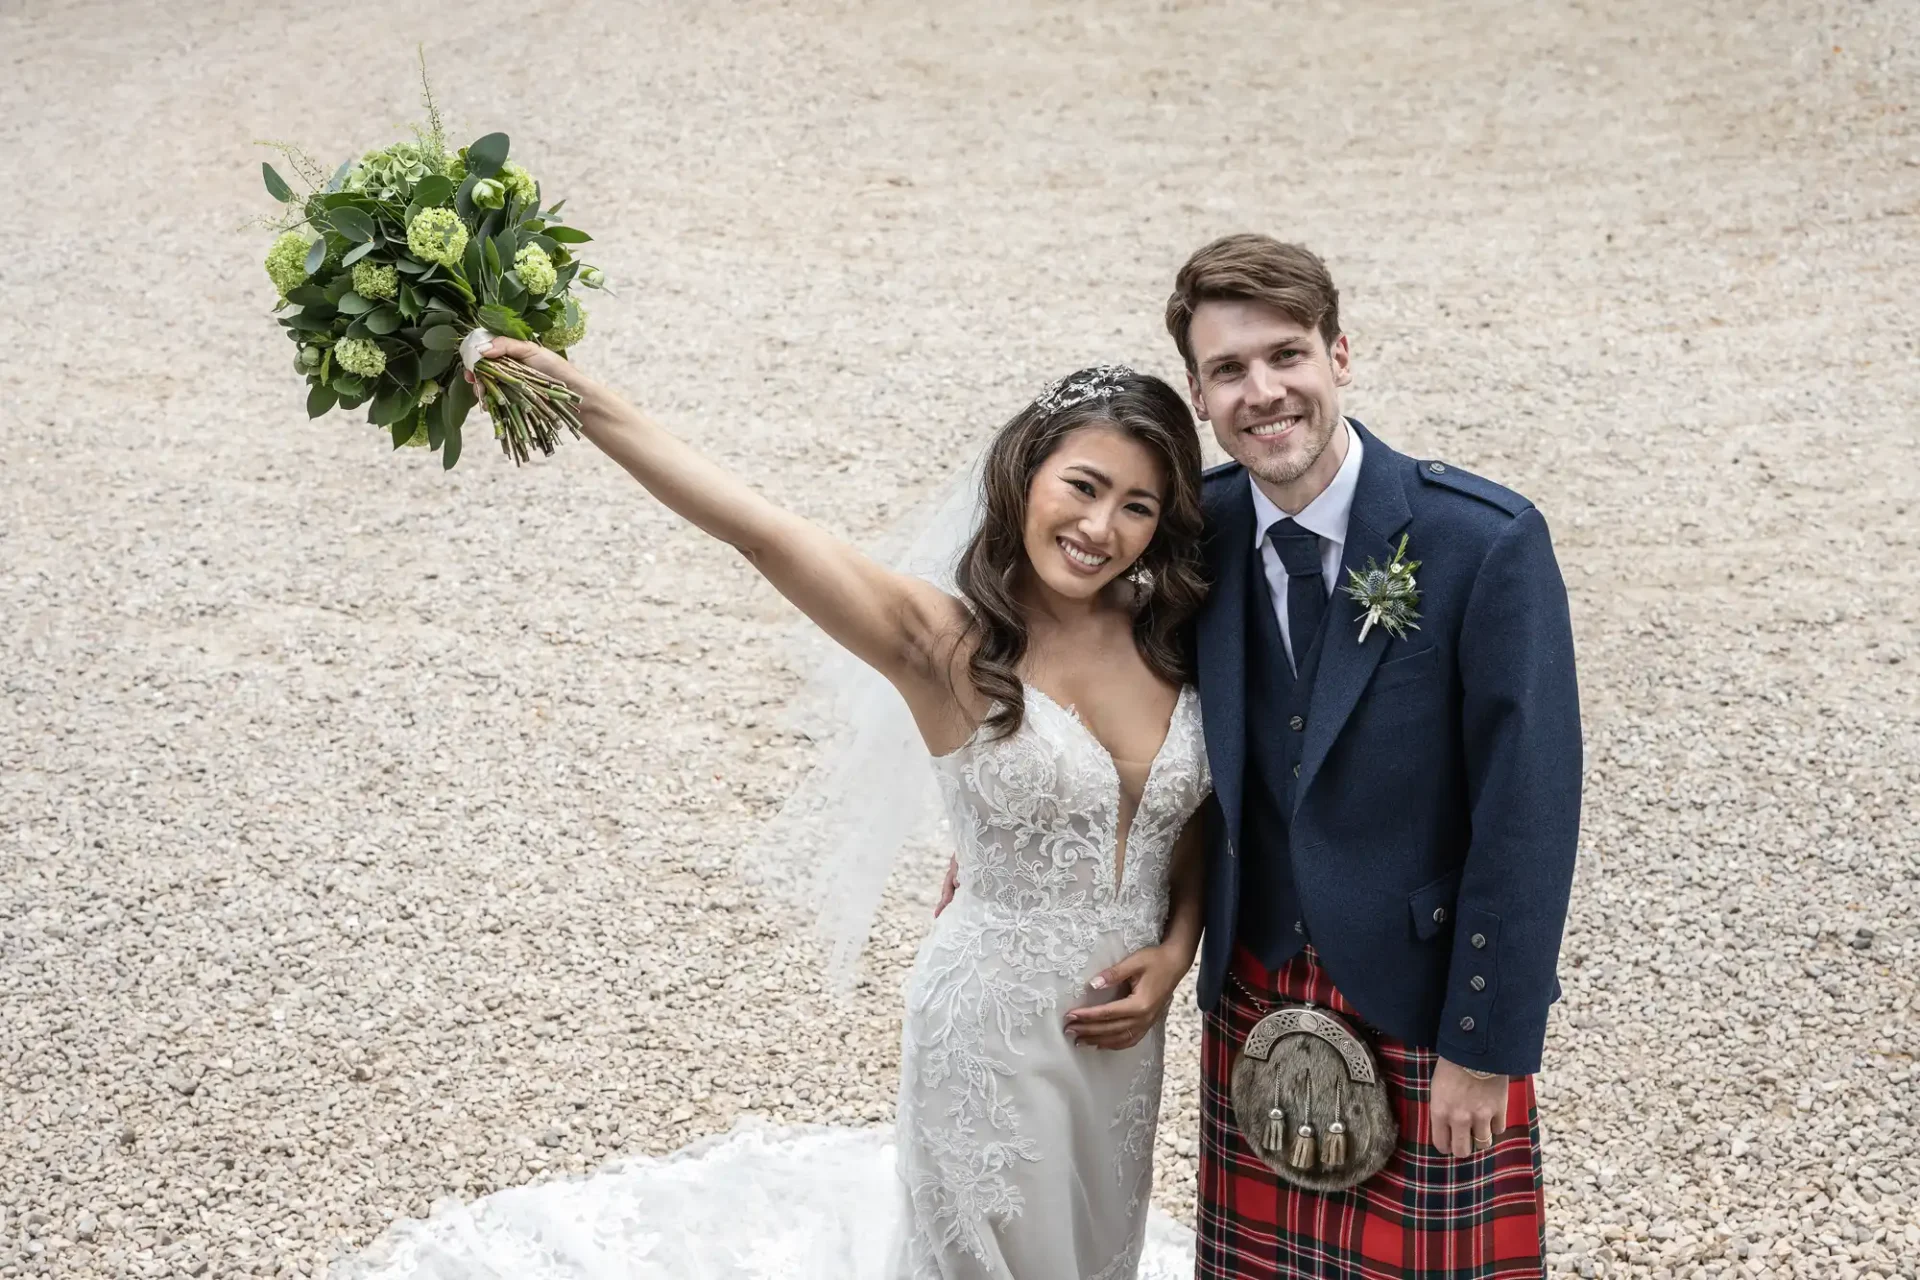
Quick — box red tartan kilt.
[1197,945,1546,1279]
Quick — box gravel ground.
[3,1,1917,1277]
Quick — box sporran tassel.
[1265,1105,1286,1154]
[1289,1124,1318,1171]
[1322,1082,1349,1170]
[1288,1070,1318,1171]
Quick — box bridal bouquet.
[257,58,607,468]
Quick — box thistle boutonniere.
[1343,533,1422,643]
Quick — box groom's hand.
[1430,1058,1510,1158]
[1063,945,1188,1051]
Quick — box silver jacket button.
[1470,975,1487,992]
[1459,1016,1475,1032]
[1470,933,1488,950]
[1432,907,1447,924]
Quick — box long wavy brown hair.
[953,369,1208,740]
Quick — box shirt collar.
[1249,418,1365,547]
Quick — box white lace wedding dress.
[333,684,1210,1280]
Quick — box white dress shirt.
[1249,419,1365,669]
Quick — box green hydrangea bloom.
[514,244,557,296]
[543,300,587,351]
[334,337,387,378]
[266,231,311,297]
[344,140,442,201]
[407,207,468,267]
[351,260,399,301]
[500,161,537,207]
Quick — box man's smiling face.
[1185,298,1352,499]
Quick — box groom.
[1169,235,1582,1279]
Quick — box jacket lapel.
[1295,421,1414,810]
[1196,471,1254,846]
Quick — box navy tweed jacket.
[1193,419,1583,1077]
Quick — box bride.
[338,342,1214,1279]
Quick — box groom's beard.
[1235,402,1337,487]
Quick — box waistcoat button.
[1470,933,1487,950]
[1459,1016,1475,1032]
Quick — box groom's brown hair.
[1165,234,1342,371]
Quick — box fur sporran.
[1228,1003,1398,1192]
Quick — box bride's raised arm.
[472,338,972,709]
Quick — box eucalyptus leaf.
[326,159,353,193]
[339,394,368,412]
[323,274,354,304]
[369,386,419,427]
[482,236,502,278]
[427,413,446,452]
[442,371,477,432]
[364,307,403,335]
[286,312,332,334]
[393,258,429,275]
[417,348,456,380]
[466,132,509,179]
[421,325,463,351]
[531,234,559,258]
[304,238,328,275]
[397,284,421,321]
[344,318,372,340]
[544,226,592,244]
[329,207,377,244]
[413,174,455,208]
[391,418,415,450]
[341,241,377,267]
[545,199,567,217]
[263,163,295,202]
[454,173,480,219]
[286,284,330,308]
[332,373,369,398]
[306,382,339,418]
[500,274,527,310]
[442,414,464,469]
[336,292,378,315]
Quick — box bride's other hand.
[1063,943,1190,1051]
[934,857,959,917]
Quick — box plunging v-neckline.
[1022,682,1189,888]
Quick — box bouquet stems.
[472,355,583,464]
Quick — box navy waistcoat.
[1236,538,1331,968]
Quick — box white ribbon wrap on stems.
[459,327,497,374]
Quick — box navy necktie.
[1267,518,1326,677]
